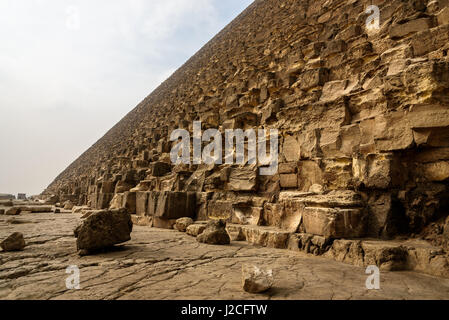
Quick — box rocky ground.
[1,208,449,300]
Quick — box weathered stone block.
[197,220,231,245]
[421,161,449,181]
[149,191,196,219]
[302,207,365,239]
[96,193,114,209]
[279,174,298,188]
[298,68,329,90]
[227,168,257,191]
[207,200,233,220]
[174,217,194,232]
[390,18,433,38]
[152,217,177,229]
[278,162,297,174]
[186,224,206,237]
[297,160,324,192]
[150,162,172,177]
[136,192,149,216]
[262,203,282,227]
[232,206,262,225]
[437,7,449,26]
[74,208,133,255]
[123,191,136,214]
[282,135,300,162]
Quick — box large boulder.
[197,220,231,245]
[1,232,26,251]
[74,208,133,255]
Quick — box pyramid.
[44,0,449,275]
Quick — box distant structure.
[0,193,16,200]
[17,193,27,200]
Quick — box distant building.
[0,193,16,200]
[17,193,27,200]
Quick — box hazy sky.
[0,0,253,197]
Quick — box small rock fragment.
[197,220,231,245]
[175,217,194,232]
[0,209,5,215]
[5,207,21,216]
[1,232,26,251]
[242,265,274,293]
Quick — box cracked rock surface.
[1,212,449,300]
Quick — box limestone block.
[186,224,206,237]
[136,192,149,216]
[123,191,136,214]
[437,7,449,25]
[174,217,194,232]
[148,191,196,219]
[278,162,297,174]
[297,160,324,192]
[227,168,257,191]
[208,200,234,220]
[421,161,449,181]
[390,18,433,38]
[96,193,114,210]
[262,203,283,227]
[282,135,300,162]
[153,217,177,229]
[109,193,125,210]
[408,104,449,129]
[319,79,358,103]
[374,111,414,151]
[279,174,298,188]
[302,207,365,238]
[150,162,172,177]
[297,68,329,90]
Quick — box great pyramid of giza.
[43,0,449,277]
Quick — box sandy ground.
[1,209,449,300]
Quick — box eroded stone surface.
[1,212,449,300]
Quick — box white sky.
[0,0,253,197]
